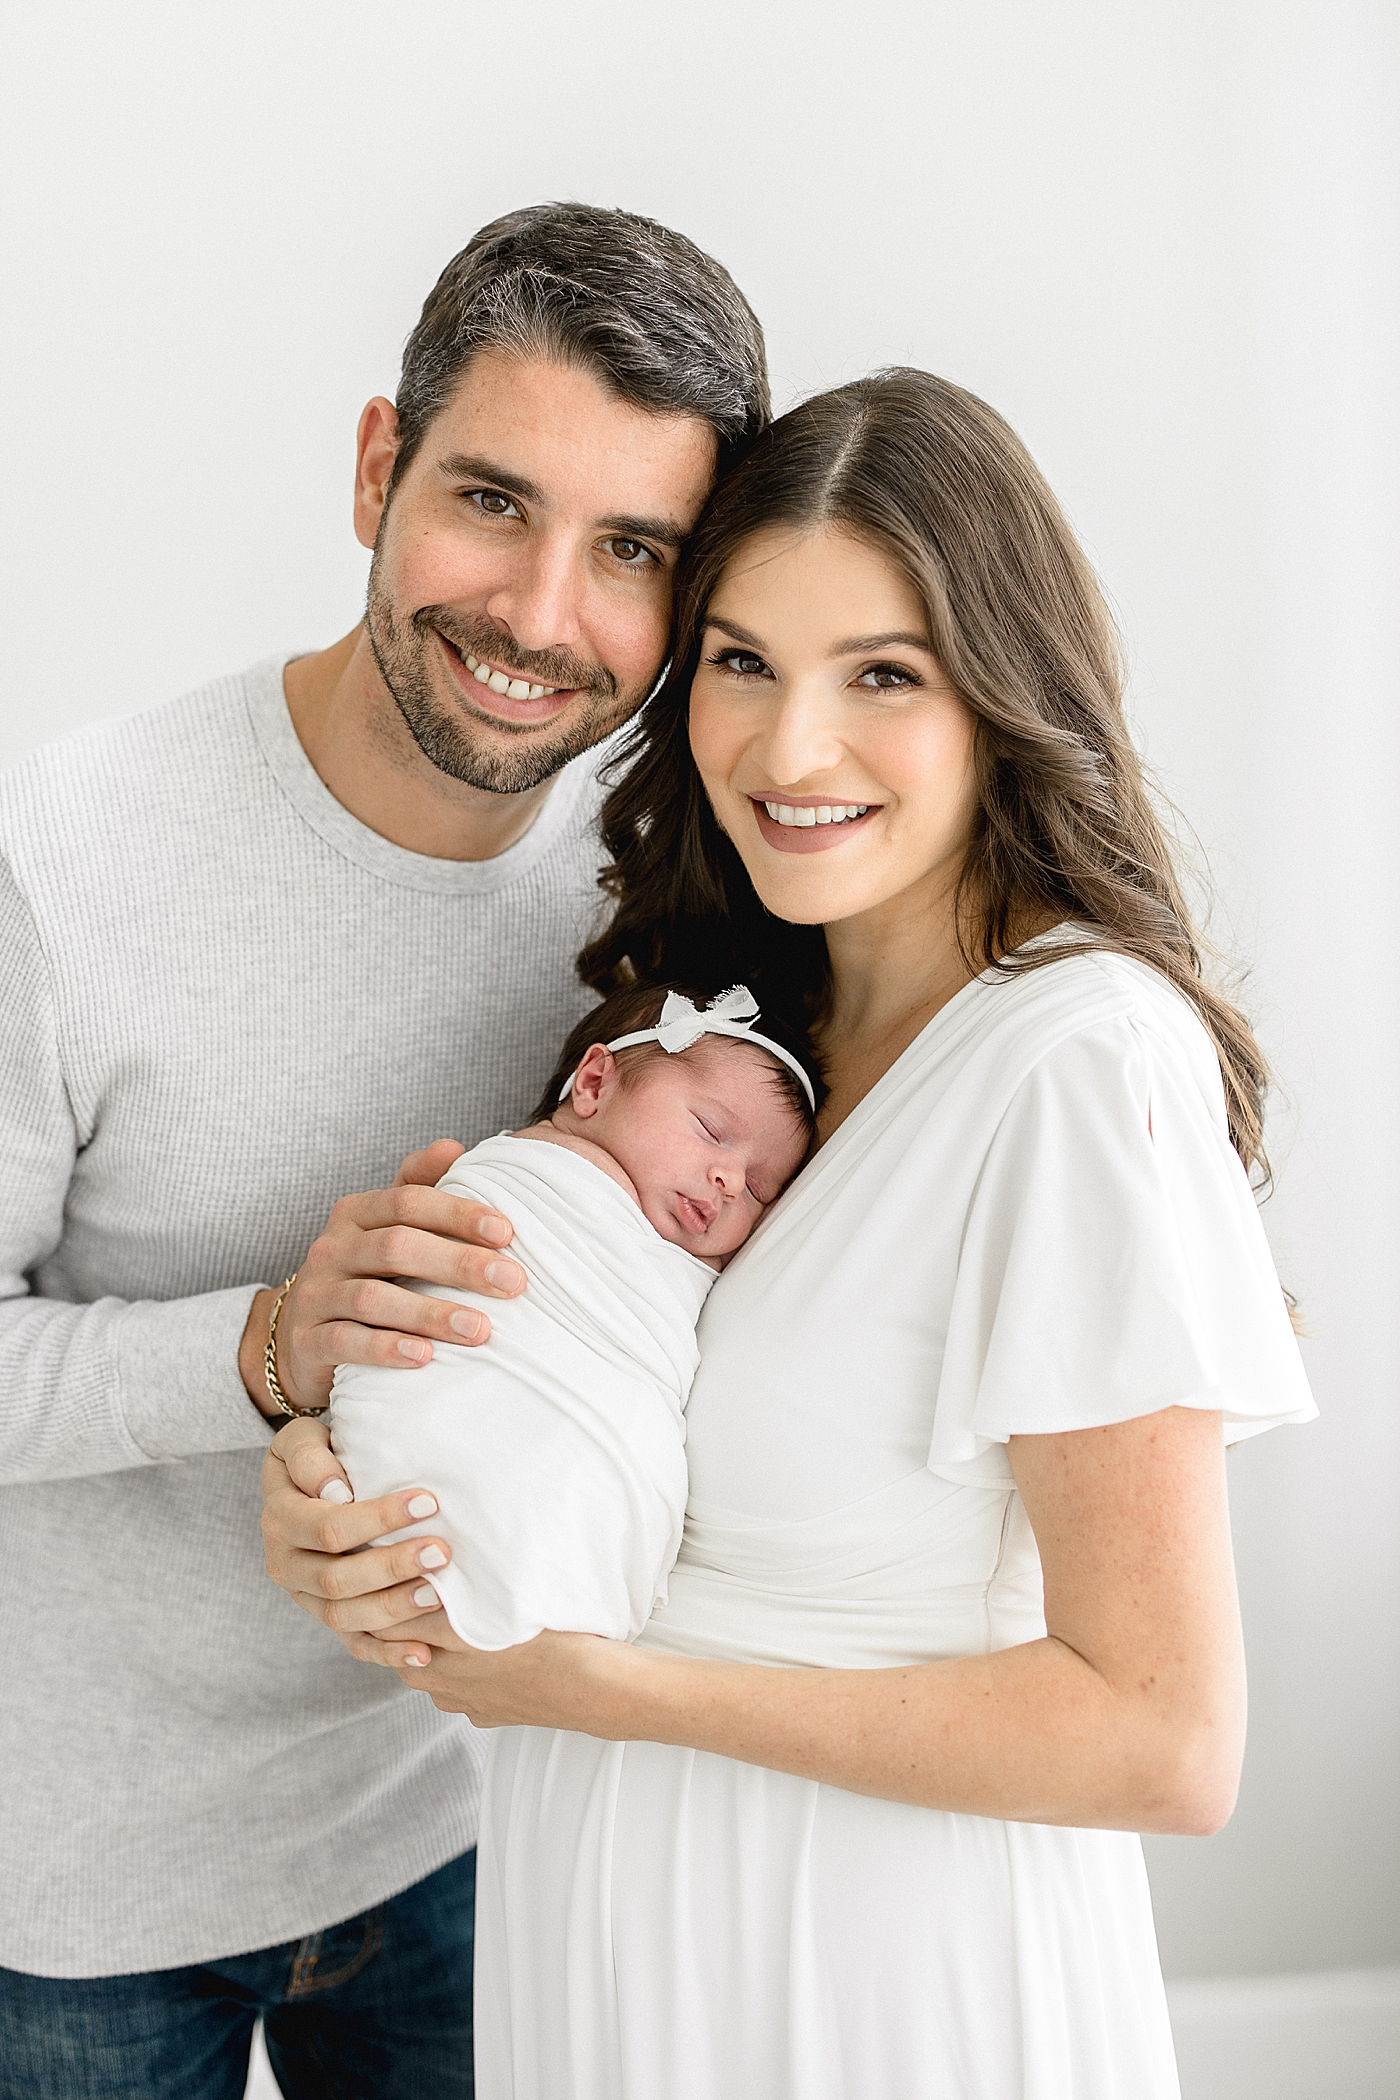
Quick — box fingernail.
[318,1480,353,1505]
[449,1310,483,1340]
[412,1584,439,1608]
[398,1338,432,1362]
[479,1214,511,1245]
[418,1545,448,1569]
[485,1259,523,1292]
[406,1493,438,1519]
[404,1653,428,1667]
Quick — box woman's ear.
[567,1043,616,1120]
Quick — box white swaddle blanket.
[329,1135,717,1649]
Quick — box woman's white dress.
[474,948,1315,2100]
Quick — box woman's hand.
[261,1416,455,1641]
[366,1618,637,1734]
[240,1138,528,1416]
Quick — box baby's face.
[578,1039,809,1259]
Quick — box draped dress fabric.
[474,948,1317,2100]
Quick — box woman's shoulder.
[971,939,1223,1096]
[878,937,1232,1153]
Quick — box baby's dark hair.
[529,981,824,1134]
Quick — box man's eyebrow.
[437,453,545,504]
[595,511,689,551]
[435,455,688,549]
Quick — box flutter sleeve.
[926,995,1316,1485]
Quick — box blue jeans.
[0,1850,475,2100]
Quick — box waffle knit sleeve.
[0,856,270,1484]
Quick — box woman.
[265,369,1313,2097]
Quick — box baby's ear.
[567,1042,615,1119]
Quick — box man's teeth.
[763,802,871,828]
[463,653,557,701]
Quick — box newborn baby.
[329,984,816,1650]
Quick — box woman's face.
[689,526,980,931]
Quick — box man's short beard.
[365,555,640,797]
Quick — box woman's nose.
[758,684,843,786]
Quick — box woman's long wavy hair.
[580,367,1271,1184]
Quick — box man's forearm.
[0,1284,271,1485]
[240,1285,283,1419]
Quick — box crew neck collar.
[242,653,598,895]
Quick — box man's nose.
[483,535,587,656]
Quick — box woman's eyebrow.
[704,616,933,657]
[829,630,932,655]
[705,614,766,648]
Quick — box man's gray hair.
[392,202,771,486]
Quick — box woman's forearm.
[589,1632,1236,1836]
[562,1411,1246,1837]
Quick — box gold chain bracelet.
[264,1272,328,1419]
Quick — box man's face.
[356,351,718,794]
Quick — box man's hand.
[261,1415,456,1638]
[239,1139,525,1416]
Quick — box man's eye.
[469,490,521,519]
[855,662,919,691]
[604,537,657,566]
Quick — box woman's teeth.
[763,802,870,828]
[463,653,558,702]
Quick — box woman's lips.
[437,632,580,724]
[749,798,880,853]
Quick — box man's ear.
[567,1043,616,1120]
[354,397,401,550]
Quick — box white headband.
[558,985,816,1113]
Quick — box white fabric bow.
[651,985,759,1051]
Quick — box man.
[0,201,768,2097]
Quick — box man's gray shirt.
[0,657,609,1975]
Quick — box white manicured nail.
[318,1480,353,1504]
[418,1545,448,1569]
[404,1653,428,1666]
[412,1584,438,1608]
[406,1493,438,1519]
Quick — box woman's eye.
[855,662,918,691]
[469,489,521,520]
[708,649,773,680]
[603,537,657,567]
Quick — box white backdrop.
[2,0,1396,1984]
